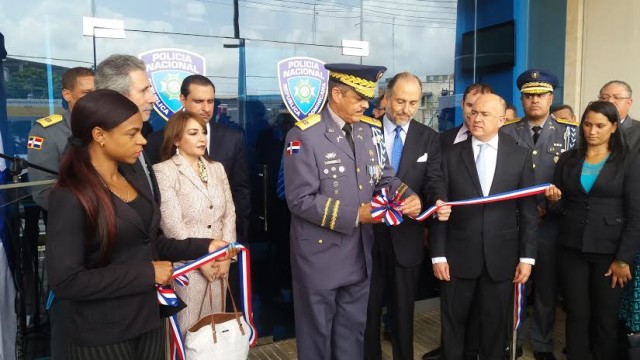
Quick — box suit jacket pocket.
[601,215,624,244]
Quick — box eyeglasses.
[598,94,631,101]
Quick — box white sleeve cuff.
[520,257,535,265]
[432,257,447,264]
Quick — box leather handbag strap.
[223,277,246,336]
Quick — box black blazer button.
[617,218,622,223]
[209,205,213,209]
[207,225,212,229]
[583,219,589,224]
[144,238,151,245]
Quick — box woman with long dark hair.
[46,89,231,359]
[545,101,640,359]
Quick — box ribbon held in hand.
[371,188,405,226]
[370,183,551,226]
[413,183,551,222]
[157,243,257,360]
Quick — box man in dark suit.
[364,72,446,360]
[432,93,537,360]
[424,82,494,360]
[599,80,638,130]
[440,83,494,154]
[146,75,250,242]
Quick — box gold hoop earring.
[100,142,105,147]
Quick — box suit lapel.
[117,163,152,235]
[172,156,214,203]
[397,120,420,179]
[460,139,484,197]
[490,136,509,194]
[516,123,534,149]
[323,114,355,160]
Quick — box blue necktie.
[276,156,286,200]
[391,126,404,174]
[476,143,490,196]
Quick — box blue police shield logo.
[139,48,206,120]
[277,57,328,121]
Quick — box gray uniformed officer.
[283,64,423,360]
[27,67,94,210]
[501,69,578,360]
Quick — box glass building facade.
[1,0,460,341]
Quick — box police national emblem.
[277,57,329,122]
[139,48,206,120]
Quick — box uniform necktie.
[342,123,355,154]
[476,143,490,196]
[532,126,542,144]
[391,126,404,174]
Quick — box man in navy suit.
[432,93,537,360]
[364,72,446,360]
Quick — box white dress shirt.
[382,115,410,165]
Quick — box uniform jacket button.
[207,225,212,229]
[318,239,323,244]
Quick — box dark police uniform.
[501,69,578,355]
[284,64,413,360]
[27,112,70,210]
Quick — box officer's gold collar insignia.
[504,117,521,126]
[295,114,321,130]
[36,114,64,128]
[554,117,579,126]
[359,115,381,127]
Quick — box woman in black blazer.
[45,89,232,360]
[545,101,640,359]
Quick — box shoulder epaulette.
[555,117,579,126]
[295,114,321,130]
[504,117,522,126]
[36,114,64,128]
[360,115,381,127]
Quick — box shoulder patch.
[36,114,64,128]
[360,115,381,127]
[295,114,321,131]
[504,117,522,126]
[555,117,579,126]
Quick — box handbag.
[184,278,250,360]
[628,332,640,360]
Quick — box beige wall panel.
[579,0,640,117]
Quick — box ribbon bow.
[370,188,405,226]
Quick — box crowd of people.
[25,53,640,360]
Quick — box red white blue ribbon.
[413,183,551,222]
[513,282,525,331]
[370,188,404,226]
[158,243,258,360]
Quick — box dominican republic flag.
[287,141,301,155]
[27,136,43,150]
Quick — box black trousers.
[364,233,421,360]
[440,268,512,360]
[559,248,623,360]
[67,323,165,360]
